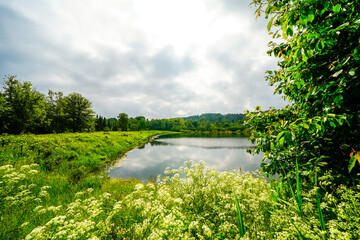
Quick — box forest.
[0,75,248,134]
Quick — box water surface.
[107,134,263,181]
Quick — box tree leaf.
[267,16,276,32]
[355,152,360,164]
[333,69,343,77]
[333,4,341,13]
[308,12,315,22]
[334,95,343,104]
[279,136,285,146]
[287,27,294,36]
[348,156,357,172]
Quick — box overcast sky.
[0,0,287,119]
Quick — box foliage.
[247,0,360,185]
[0,75,49,134]
[117,113,129,131]
[63,92,95,132]
[94,113,248,134]
[0,75,96,134]
[46,90,67,133]
[183,113,246,124]
[1,162,359,239]
[0,131,166,181]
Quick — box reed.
[234,194,246,237]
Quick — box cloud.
[0,0,286,119]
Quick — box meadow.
[1,131,359,239]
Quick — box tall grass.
[234,194,246,237]
[1,133,359,239]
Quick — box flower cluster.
[1,162,359,239]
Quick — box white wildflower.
[135,183,144,191]
[20,222,30,228]
[102,192,112,199]
[75,191,84,198]
[39,191,49,198]
[86,188,94,193]
[202,225,212,237]
[41,186,51,191]
[21,165,31,171]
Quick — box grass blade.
[316,191,326,231]
[295,158,303,215]
[234,194,246,237]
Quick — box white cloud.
[0,0,286,118]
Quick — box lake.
[107,133,264,182]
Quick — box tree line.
[0,75,94,134]
[1,75,248,135]
[94,114,247,133]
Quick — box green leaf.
[234,195,246,237]
[284,132,292,145]
[316,191,326,231]
[333,4,341,13]
[334,95,343,104]
[308,12,315,22]
[276,131,285,141]
[267,16,276,32]
[300,14,308,25]
[349,69,355,76]
[287,27,293,36]
[279,136,285,146]
[348,156,357,172]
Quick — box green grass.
[0,131,169,239]
[0,131,167,179]
[1,132,359,239]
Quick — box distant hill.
[182,113,246,123]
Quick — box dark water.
[107,134,264,182]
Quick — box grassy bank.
[0,131,169,239]
[1,132,358,239]
[1,131,167,181]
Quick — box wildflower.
[20,165,31,171]
[102,192,112,199]
[134,183,144,191]
[41,186,51,191]
[75,191,84,198]
[20,222,30,228]
[39,191,49,198]
[202,225,212,237]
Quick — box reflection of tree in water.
[137,144,146,149]
[150,141,169,146]
[150,140,254,150]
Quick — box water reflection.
[107,136,263,182]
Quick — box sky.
[0,0,287,119]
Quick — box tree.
[63,92,95,132]
[46,90,66,133]
[117,113,128,131]
[1,75,48,134]
[247,0,360,185]
[0,92,9,133]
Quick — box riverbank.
[1,131,358,239]
[1,131,169,179]
[0,131,172,239]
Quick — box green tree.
[117,113,129,131]
[135,116,146,130]
[63,92,95,132]
[247,0,360,185]
[0,92,9,133]
[46,90,67,133]
[1,75,48,134]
